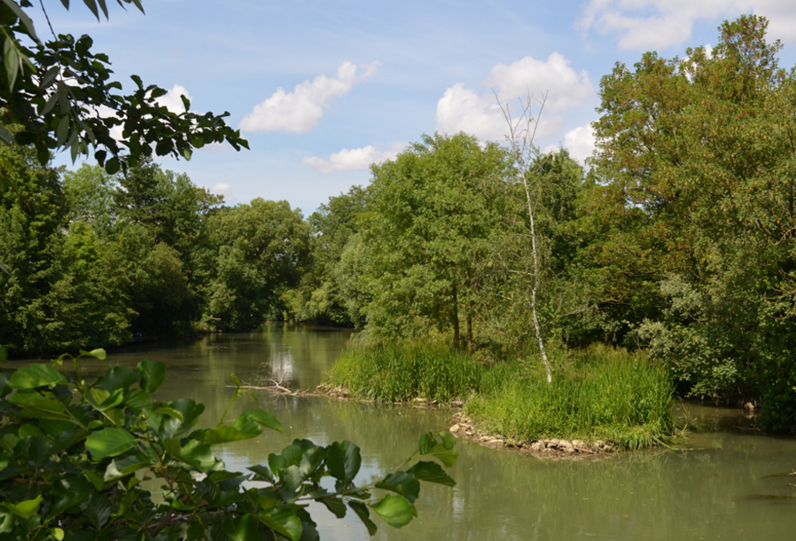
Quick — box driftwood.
[224,373,311,396]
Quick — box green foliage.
[358,133,513,350]
[203,199,312,330]
[0,0,247,192]
[466,345,675,449]
[283,185,369,327]
[585,14,796,429]
[328,339,485,403]
[0,350,457,540]
[327,340,674,448]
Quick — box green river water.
[52,325,796,540]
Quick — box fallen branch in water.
[224,372,310,396]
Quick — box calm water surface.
[56,325,796,540]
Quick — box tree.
[589,15,796,429]
[204,199,312,330]
[283,185,369,326]
[0,1,247,190]
[497,94,553,382]
[361,133,511,351]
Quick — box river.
[68,325,796,540]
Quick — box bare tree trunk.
[466,271,473,352]
[451,282,460,351]
[496,90,553,384]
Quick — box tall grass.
[327,340,485,402]
[467,344,674,449]
[327,341,675,449]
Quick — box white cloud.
[154,84,192,113]
[485,54,593,111]
[436,83,508,142]
[578,0,796,51]
[301,143,405,174]
[240,61,380,134]
[435,53,590,142]
[210,183,235,202]
[563,124,596,165]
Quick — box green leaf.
[248,464,274,483]
[150,406,184,422]
[81,0,100,20]
[235,408,284,434]
[438,430,456,449]
[56,114,70,146]
[86,387,124,411]
[123,388,152,412]
[80,348,107,360]
[148,398,203,439]
[9,364,66,389]
[84,427,137,461]
[0,0,39,42]
[194,425,257,445]
[9,392,74,422]
[179,439,216,473]
[406,461,456,487]
[370,494,416,529]
[281,464,306,492]
[104,451,150,480]
[348,501,377,536]
[321,498,347,519]
[41,87,60,115]
[375,472,420,503]
[0,126,12,146]
[137,359,165,393]
[85,494,112,529]
[224,514,260,541]
[0,496,42,520]
[430,443,458,467]
[4,37,20,91]
[418,432,435,454]
[265,508,303,541]
[327,440,361,484]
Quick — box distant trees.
[0,155,312,354]
[203,199,311,330]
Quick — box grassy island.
[326,341,675,450]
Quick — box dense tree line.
[3,14,796,430]
[0,152,310,355]
[286,16,796,432]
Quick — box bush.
[0,348,457,540]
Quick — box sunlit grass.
[327,341,675,449]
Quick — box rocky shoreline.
[316,386,619,457]
[448,412,616,456]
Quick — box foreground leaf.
[370,494,416,528]
[84,427,137,461]
[9,364,66,389]
[327,440,361,484]
[407,461,456,487]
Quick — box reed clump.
[327,341,674,450]
[328,340,485,403]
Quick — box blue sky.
[33,0,796,215]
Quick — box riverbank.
[324,341,676,451]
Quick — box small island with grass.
[323,341,675,454]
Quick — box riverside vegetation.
[0,2,456,540]
[2,6,795,473]
[325,341,674,451]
